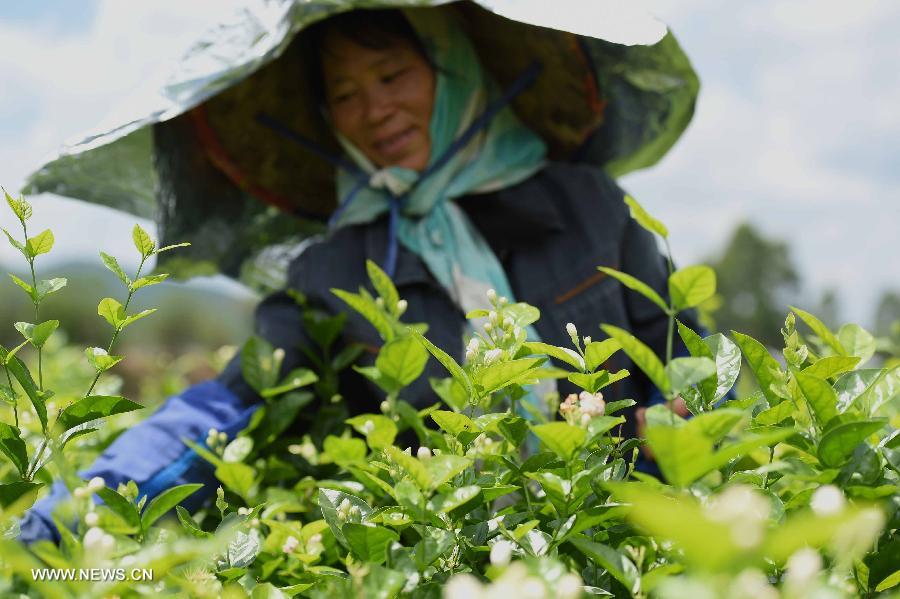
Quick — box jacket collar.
[362,168,564,287]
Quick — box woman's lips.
[373,127,416,160]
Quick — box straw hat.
[25,0,698,289]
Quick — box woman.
[19,8,696,544]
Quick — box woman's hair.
[304,9,433,115]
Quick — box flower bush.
[0,189,897,598]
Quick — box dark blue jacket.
[19,162,690,543]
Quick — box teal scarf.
[331,10,553,419]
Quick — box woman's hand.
[635,395,689,461]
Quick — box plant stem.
[20,221,45,391]
[85,256,146,397]
[5,367,18,428]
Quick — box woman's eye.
[382,69,408,84]
[332,91,356,104]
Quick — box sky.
[0,0,897,326]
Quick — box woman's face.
[321,32,436,172]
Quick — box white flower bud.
[218,432,227,443]
[580,413,591,427]
[566,322,578,339]
[339,499,351,512]
[810,485,845,516]
[484,349,503,365]
[84,512,99,527]
[490,540,513,567]
[83,527,107,550]
[785,548,822,590]
[250,518,260,528]
[465,349,477,363]
[380,400,391,413]
[502,317,514,329]
[361,420,375,435]
[73,487,88,499]
[467,338,480,353]
[208,428,219,437]
[483,322,493,332]
[557,573,583,599]
[583,336,591,345]
[396,299,408,315]
[375,297,385,308]
[521,578,545,599]
[499,296,508,306]
[282,535,300,554]
[487,289,497,303]
[446,574,483,599]
[87,477,106,492]
[416,446,432,460]
[273,348,285,362]
[238,507,251,516]
[489,311,498,325]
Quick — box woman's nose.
[362,87,393,124]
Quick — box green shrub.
[0,190,897,598]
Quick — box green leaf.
[323,436,367,467]
[431,411,481,444]
[524,341,584,370]
[346,415,397,450]
[57,395,143,431]
[384,446,430,490]
[25,229,54,257]
[343,523,398,564]
[498,416,529,446]
[141,483,203,530]
[130,274,168,291]
[0,423,28,477]
[570,537,641,597]
[875,569,900,593]
[366,260,400,314]
[477,357,546,395]
[584,339,622,371]
[260,368,318,398]
[665,357,716,395]
[35,277,66,301]
[240,336,279,393]
[647,423,792,487]
[802,356,860,380]
[332,288,393,342]
[602,325,670,394]
[531,422,585,460]
[795,372,838,426]
[215,462,256,498]
[624,195,668,238]
[100,251,129,285]
[154,242,191,254]
[704,333,741,403]
[426,485,480,514]
[598,267,669,313]
[423,454,471,490]
[818,418,887,467]
[669,265,716,311]
[754,401,795,426]
[731,331,785,406]
[4,189,32,221]
[175,505,210,538]
[410,329,473,397]
[318,489,372,547]
[791,306,845,355]
[97,297,125,328]
[120,308,156,329]
[837,324,876,365]
[0,481,41,512]
[2,228,27,258]
[132,224,155,257]
[15,320,59,349]
[96,487,141,533]
[0,347,46,431]
[8,273,34,300]
[376,334,428,388]
[84,347,124,372]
